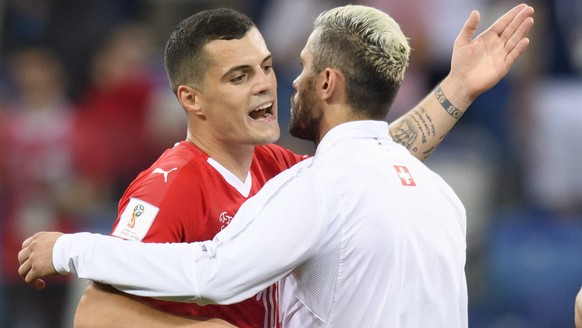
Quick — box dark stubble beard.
[288,75,321,142]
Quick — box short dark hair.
[164,8,255,94]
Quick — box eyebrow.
[221,54,273,79]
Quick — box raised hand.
[449,3,534,102]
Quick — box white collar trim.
[207,158,252,198]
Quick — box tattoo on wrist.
[434,86,463,120]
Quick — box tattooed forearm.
[390,106,438,157]
[411,106,436,144]
[421,135,445,158]
[435,86,463,120]
[391,119,417,151]
[392,86,462,160]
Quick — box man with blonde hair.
[19,3,534,328]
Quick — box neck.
[316,104,358,147]
[186,131,255,182]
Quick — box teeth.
[253,103,272,111]
[249,102,273,120]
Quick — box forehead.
[203,27,270,73]
[300,31,318,63]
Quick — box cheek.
[291,92,302,113]
[209,113,244,140]
[205,98,245,127]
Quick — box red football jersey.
[110,141,305,328]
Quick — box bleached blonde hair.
[311,5,411,118]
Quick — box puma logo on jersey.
[152,167,177,182]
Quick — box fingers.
[17,243,29,266]
[505,37,531,68]
[18,232,54,289]
[501,7,534,67]
[456,10,480,46]
[31,278,47,290]
[489,3,529,37]
[499,5,534,41]
[17,245,43,288]
[21,235,33,249]
[471,3,534,69]
[17,253,31,279]
[504,14,534,52]
[19,265,47,290]
[17,254,46,289]
[487,4,534,55]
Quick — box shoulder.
[255,144,309,168]
[113,144,212,241]
[123,142,211,202]
[156,141,206,168]
[257,157,321,199]
[148,141,210,181]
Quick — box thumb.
[31,278,47,290]
[456,10,481,46]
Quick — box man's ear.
[318,68,344,101]
[177,85,204,116]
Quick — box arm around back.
[74,282,236,328]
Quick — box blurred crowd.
[0,0,580,327]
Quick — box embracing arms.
[19,166,330,301]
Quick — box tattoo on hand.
[435,86,463,120]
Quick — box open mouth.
[249,102,274,120]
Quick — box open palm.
[450,4,534,99]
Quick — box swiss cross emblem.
[394,165,416,186]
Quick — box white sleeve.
[52,167,333,304]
